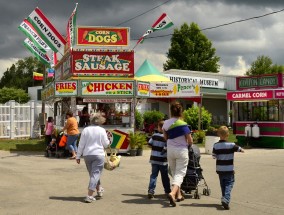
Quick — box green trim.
[237,136,284,148]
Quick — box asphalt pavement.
[0,147,284,215]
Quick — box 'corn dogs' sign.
[77,26,129,46]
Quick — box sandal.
[176,196,185,202]
[69,156,76,160]
[167,194,176,207]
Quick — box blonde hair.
[217,126,229,139]
[89,112,106,125]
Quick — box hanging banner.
[149,83,200,98]
[81,81,134,96]
[23,38,50,65]
[72,50,134,77]
[28,7,66,55]
[77,26,129,46]
[55,81,78,96]
[18,19,50,53]
[137,81,150,97]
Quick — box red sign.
[77,26,129,46]
[71,50,134,77]
[227,90,274,101]
[274,90,284,99]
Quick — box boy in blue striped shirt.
[212,126,244,210]
[147,121,171,199]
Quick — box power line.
[116,0,172,26]
[134,8,284,41]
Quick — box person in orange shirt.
[62,111,80,159]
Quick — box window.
[237,100,279,122]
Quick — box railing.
[0,100,53,139]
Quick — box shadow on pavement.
[182,203,224,210]
[49,196,86,202]
[122,193,169,207]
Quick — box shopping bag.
[104,149,121,171]
[59,134,67,147]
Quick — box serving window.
[237,100,280,122]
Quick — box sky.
[1,0,284,78]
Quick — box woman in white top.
[76,112,110,203]
[163,101,193,207]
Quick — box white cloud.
[0,58,19,78]
[220,56,249,75]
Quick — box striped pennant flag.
[27,7,66,56]
[23,38,50,65]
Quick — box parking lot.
[0,147,284,215]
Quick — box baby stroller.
[44,137,57,157]
[181,144,211,199]
[54,132,70,158]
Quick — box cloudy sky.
[1,0,284,78]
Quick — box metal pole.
[40,64,46,135]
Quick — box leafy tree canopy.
[0,56,44,91]
[246,55,284,76]
[0,87,30,104]
[163,22,220,73]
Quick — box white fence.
[0,100,53,139]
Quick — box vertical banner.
[66,3,78,49]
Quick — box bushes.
[143,110,164,124]
[135,109,143,130]
[183,106,212,130]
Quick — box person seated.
[79,107,90,127]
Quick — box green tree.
[0,87,30,103]
[245,55,284,76]
[163,22,220,73]
[0,57,44,91]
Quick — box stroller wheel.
[203,188,207,195]
[206,188,211,196]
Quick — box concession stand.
[227,73,284,148]
[42,26,135,153]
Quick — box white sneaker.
[97,187,104,197]
[85,196,96,203]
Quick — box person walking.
[76,112,110,203]
[212,126,244,210]
[147,120,171,199]
[62,111,79,159]
[162,101,193,207]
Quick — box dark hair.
[66,111,73,117]
[170,101,183,117]
[47,117,53,122]
[158,120,164,129]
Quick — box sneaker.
[97,187,104,197]
[222,201,230,210]
[85,196,96,203]
[148,193,154,199]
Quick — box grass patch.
[0,138,46,151]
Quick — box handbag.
[104,148,121,171]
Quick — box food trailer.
[42,26,135,153]
[227,73,284,148]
